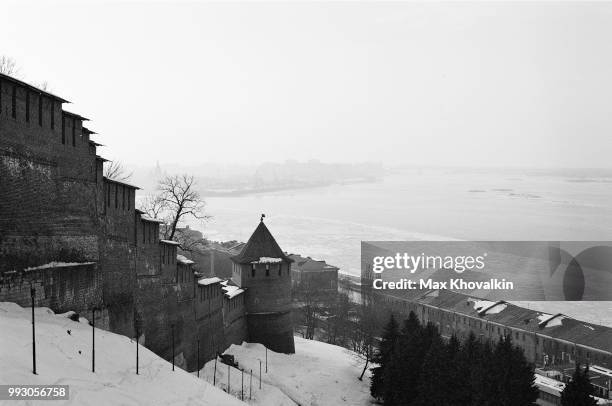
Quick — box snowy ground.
[199,337,373,406]
[0,302,244,406]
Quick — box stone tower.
[231,218,295,354]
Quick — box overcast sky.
[3,1,612,168]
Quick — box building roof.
[198,276,223,286]
[96,155,109,162]
[0,72,69,103]
[160,239,180,246]
[82,127,97,135]
[140,215,165,224]
[403,289,612,354]
[103,176,141,190]
[176,254,195,265]
[62,110,90,122]
[231,221,293,264]
[222,283,245,299]
[289,254,338,272]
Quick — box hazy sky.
[3,1,612,168]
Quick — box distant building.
[289,254,339,294]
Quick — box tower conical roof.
[231,221,293,264]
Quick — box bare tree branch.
[0,55,21,77]
[141,174,211,241]
[104,161,133,182]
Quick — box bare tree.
[157,174,210,240]
[104,160,133,182]
[352,302,380,381]
[293,279,324,340]
[0,56,21,77]
[173,228,207,253]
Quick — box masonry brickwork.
[0,73,294,371]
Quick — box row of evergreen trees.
[370,312,600,406]
[370,312,539,406]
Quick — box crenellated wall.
[0,73,253,374]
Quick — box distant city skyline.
[2,1,612,168]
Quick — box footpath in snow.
[200,337,373,406]
[0,302,243,406]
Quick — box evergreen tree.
[561,364,597,406]
[370,314,399,400]
[490,335,538,406]
[391,312,424,405]
[445,335,465,405]
[413,335,453,406]
[470,338,496,406]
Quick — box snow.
[160,239,180,245]
[534,374,610,405]
[140,216,165,224]
[24,262,96,271]
[252,257,282,264]
[177,255,195,265]
[198,359,296,406]
[209,337,373,406]
[222,285,245,299]
[537,313,566,328]
[470,299,507,315]
[0,302,244,406]
[198,277,223,286]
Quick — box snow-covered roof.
[141,216,165,224]
[469,299,508,315]
[176,255,195,265]
[537,313,566,328]
[160,239,180,246]
[24,262,96,272]
[198,277,223,286]
[251,257,283,264]
[222,284,245,299]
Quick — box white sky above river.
[2,1,612,168]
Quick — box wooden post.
[197,339,200,378]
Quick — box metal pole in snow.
[136,328,139,375]
[171,324,175,371]
[259,360,262,389]
[250,369,252,400]
[92,308,96,373]
[213,356,217,386]
[197,340,200,378]
[31,287,36,375]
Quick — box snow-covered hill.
[0,302,244,406]
[200,337,373,406]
